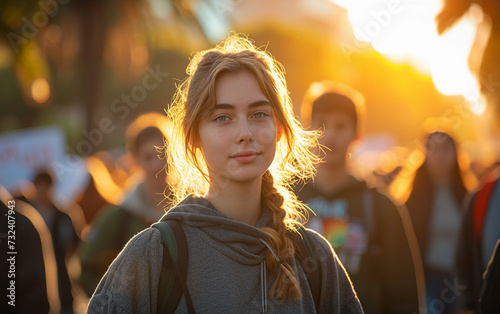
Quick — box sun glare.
[331,0,485,115]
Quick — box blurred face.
[198,70,278,185]
[425,136,456,181]
[135,137,166,183]
[311,112,357,169]
[34,180,52,203]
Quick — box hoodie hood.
[162,195,273,266]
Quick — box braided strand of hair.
[260,170,303,300]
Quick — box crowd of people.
[1,34,499,313]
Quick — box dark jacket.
[18,196,78,313]
[481,239,500,314]
[1,200,52,313]
[456,178,499,311]
[296,178,423,314]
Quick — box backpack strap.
[294,226,322,312]
[151,220,194,314]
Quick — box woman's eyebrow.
[214,100,271,110]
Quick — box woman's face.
[425,135,457,181]
[198,70,278,186]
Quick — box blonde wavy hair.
[166,34,321,299]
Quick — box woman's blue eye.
[215,116,228,122]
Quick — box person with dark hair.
[296,81,423,314]
[87,35,362,313]
[78,124,168,297]
[22,170,80,313]
[406,131,468,313]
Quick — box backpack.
[151,219,322,314]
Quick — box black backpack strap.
[294,226,322,312]
[152,220,194,314]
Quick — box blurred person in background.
[78,124,168,297]
[405,131,468,313]
[435,0,500,310]
[1,186,60,314]
[20,170,80,313]
[296,81,423,314]
[455,152,500,312]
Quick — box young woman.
[406,131,468,312]
[87,35,362,313]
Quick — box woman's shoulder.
[95,227,164,285]
[121,227,163,257]
[88,227,165,312]
[302,227,332,253]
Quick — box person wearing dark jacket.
[406,131,467,312]
[456,176,500,312]
[296,81,424,314]
[21,170,79,313]
[480,238,500,314]
[0,187,60,313]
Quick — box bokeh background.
[1,0,499,215]
[1,1,500,312]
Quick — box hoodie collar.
[163,195,273,266]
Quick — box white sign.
[0,126,88,204]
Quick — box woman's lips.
[231,151,260,163]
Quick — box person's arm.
[87,228,164,313]
[306,229,364,313]
[377,194,422,314]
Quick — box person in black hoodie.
[296,81,423,314]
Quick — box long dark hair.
[406,131,467,255]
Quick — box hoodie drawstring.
[259,238,283,314]
[261,260,268,313]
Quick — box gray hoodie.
[88,195,362,313]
